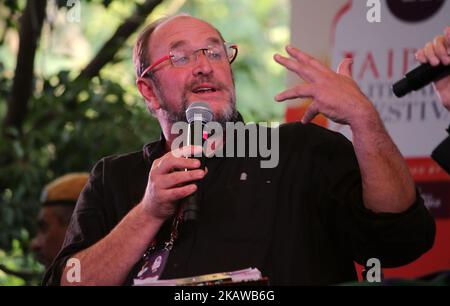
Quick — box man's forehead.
[150,16,222,54]
[169,36,222,50]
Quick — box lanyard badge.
[135,203,186,281]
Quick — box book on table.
[133,267,268,286]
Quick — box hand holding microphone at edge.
[415,26,450,111]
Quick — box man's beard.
[151,75,239,126]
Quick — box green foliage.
[0,66,161,242]
[0,240,43,285]
[0,0,290,285]
[0,65,161,285]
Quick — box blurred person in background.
[31,173,89,269]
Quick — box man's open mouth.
[192,84,219,94]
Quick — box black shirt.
[43,122,435,285]
[432,124,450,174]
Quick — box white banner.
[329,0,450,157]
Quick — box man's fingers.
[154,145,203,174]
[159,169,205,189]
[153,154,201,175]
[424,41,440,66]
[275,84,316,102]
[159,184,198,203]
[415,48,427,63]
[337,58,353,78]
[273,54,317,82]
[415,27,450,65]
[172,145,204,158]
[444,26,450,48]
[434,35,450,65]
[285,45,328,73]
[301,102,320,124]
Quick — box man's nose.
[192,52,213,76]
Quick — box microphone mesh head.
[186,102,214,124]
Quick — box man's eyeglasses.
[140,43,238,78]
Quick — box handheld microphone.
[392,63,450,98]
[182,102,213,221]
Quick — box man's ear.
[136,78,161,111]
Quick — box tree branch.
[74,0,164,82]
[0,264,41,282]
[3,0,47,133]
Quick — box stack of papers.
[134,267,264,286]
